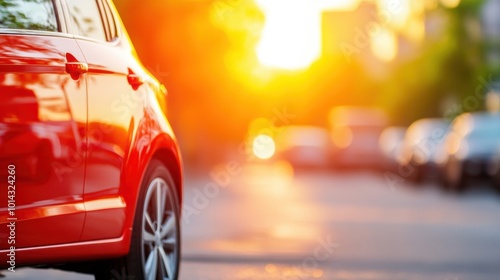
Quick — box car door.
[63,0,146,241]
[0,0,87,249]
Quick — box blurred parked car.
[488,146,500,193]
[379,126,406,172]
[272,125,334,169]
[0,1,182,279]
[329,106,388,169]
[441,112,500,191]
[400,118,450,183]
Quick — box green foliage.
[380,0,490,125]
[0,0,57,31]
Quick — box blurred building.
[322,2,376,59]
[320,0,440,77]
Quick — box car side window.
[101,0,118,41]
[0,0,58,32]
[66,0,106,41]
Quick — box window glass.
[66,0,106,41]
[0,0,58,31]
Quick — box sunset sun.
[255,0,360,70]
[255,0,322,70]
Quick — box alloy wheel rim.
[141,178,178,280]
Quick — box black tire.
[407,164,424,184]
[492,175,500,195]
[444,160,466,193]
[94,159,181,280]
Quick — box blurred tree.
[379,0,487,125]
[0,0,57,31]
[113,0,492,167]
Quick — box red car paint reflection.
[0,2,182,278]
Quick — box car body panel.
[442,112,500,187]
[0,34,87,249]
[328,106,388,169]
[402,118,450,166]
[76,36,143,241]
[0,0,183,268]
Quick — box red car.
[0,1,183,279]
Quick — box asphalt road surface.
[3,162,500,279]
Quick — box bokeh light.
[370,28,398,62]
[441,0,461,8]
[253,134,276,159]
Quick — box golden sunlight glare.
[255,0,359,70]
[255,0,322,70]
[378,0,411,30]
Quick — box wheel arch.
[151,147,183,206]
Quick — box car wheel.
[445,160,465,192]
[407,164,424,184]
[492,173,500,194]
[94,159,181,280]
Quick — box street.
[3,162,500,279]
